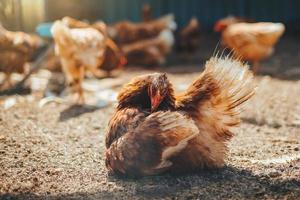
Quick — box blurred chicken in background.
[0,24,44,89]
[51,20,107,103]
[45,17,126,77]
[214,16,285,73]
[108,14,176,67]
[177,17,201,54]
[122,29,174,66]
[109,14,176,44]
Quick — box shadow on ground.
[2,166,299,199]
[59,104,102,122]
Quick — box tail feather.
[203,56,255,130]
[205,56,255,106]
[177,56,256,140]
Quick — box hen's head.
[117,73,175,111]
[147,73,171,112]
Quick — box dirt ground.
[0,36,300,200]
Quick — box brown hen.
[122,29,174,66]
[214,16,285,73]
[0,24,43,88]
[105,56,256,177]
[108,14,176,44]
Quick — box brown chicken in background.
[0,24,44,89]
[51,20,107,103]
[105,56,256,177]
[108,14,176,44]
[122,29,174,66]
[214,16,285,73]
[50,17,126,102]
[177,17,201,53]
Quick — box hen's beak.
[151,92,162,112]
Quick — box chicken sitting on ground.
[109,14,176,44]
[0,24,43,89]
[105,56,256,177]
[177,17,201,53]
[122,29,174,66]
[214,16,285,73]
[51,20,106,103]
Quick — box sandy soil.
[0,36,300,200]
